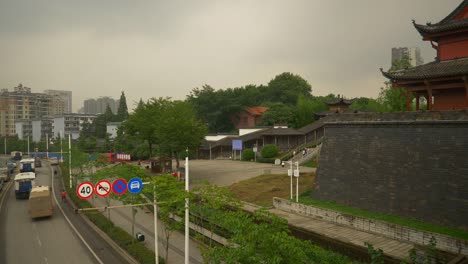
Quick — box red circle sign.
[95,179,112,197]
[76,181,94,199]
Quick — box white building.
[106,122,121,139]
[14,120,31,140]
[52,113,96,140]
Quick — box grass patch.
[302,159,318,168]
[299,191,468,241]
[228,172,315,207]
[228,172,468,241]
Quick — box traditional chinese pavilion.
[324,97,353,112]
[382,0,468,111]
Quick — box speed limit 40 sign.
[76,181,94,199]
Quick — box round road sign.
[112,178,128,195]
[95,179,112,197]
[76,181,94,199]
[128,177,143,193]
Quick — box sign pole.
[185,149,189,264]
[295,162,300,202]
[290,161,293,200]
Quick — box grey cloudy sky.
[0,0,461,112]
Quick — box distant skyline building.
[83,96,119,115]
[391,47,424,67]
[52,113,97,140]
[44,89,73,113]
[0,84,69,137]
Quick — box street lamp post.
[142,182,159,264]
[60,130,63,163]
[69,134,72,188]
[185,148,190,264]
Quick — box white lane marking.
[32,223,43,247]
[51,166,104,264]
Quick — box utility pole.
[185,148,190,264]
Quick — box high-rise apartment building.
[391,47,424,67]
[44,90,73,113]
[83,97,119,115]
[52,113,96,140]
[0,84,69,137]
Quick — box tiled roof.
[413,0,468,36]
[244,106,268,116]
[381,57,468,80]
[413,18,468,35]
[260,127,304,136]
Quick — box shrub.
[242,149,255,161]
[261,144,278,158]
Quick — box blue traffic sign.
[112,178,128,195]
[128,177,143,193]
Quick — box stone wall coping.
[273,197,468,255]
[324,120,468,125]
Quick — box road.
[0,158,98,264]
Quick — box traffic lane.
[51,165,133,264]
[2,181,98,264]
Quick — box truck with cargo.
[14,172,36,199]
[19,158,35,173]
[0,168,10,182]
[28,186,53,218]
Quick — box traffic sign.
[112,178,128,195]
[95,179,112,197]
[128,177,143,193]
[76,181,94,199]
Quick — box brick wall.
[312,111,468,230]
[273,198,468,255]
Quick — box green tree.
[295,95,328,128]
[260,103,295,126]
[153,99,207,168]
[117,91,129,121]
[123,99,159,157]
[350,97,384,112]
[264,72,312,106]
[379,55,414,112]
[147,174,188,263]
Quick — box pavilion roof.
[413,0,468,36]
[381,57,468,81]
[323,97,353,105]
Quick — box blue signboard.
[232,139,243,150]
[128,177,143,193]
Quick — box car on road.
[49,157,59,165]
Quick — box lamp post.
[288,161,293,200]
[295,162,300,202]
[69,134,72,188]
[46,133,49,159]
[27,136,30,157]
[185,148,190,264]
[142,181,159,264]
[60,130,63,163]
[4,137,6,155]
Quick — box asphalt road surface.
[0,157,133,264]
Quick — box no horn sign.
[95,179,111,197]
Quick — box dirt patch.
[228,172,315,207]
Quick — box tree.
[349,97,384,112]
[295,95,328,128]
[153,99,207,168]
[264,72,312,106]
[147,174,188,263]
[123,99,159,157]
[117,91,129,121]
[378,55,414,112]
[260,103,295,126]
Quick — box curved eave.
[413,19,468,37]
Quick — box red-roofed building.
[233,106,268,129]
[382,0,468,110]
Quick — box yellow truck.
[28,186,53,219]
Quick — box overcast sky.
[0,0,462,112]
